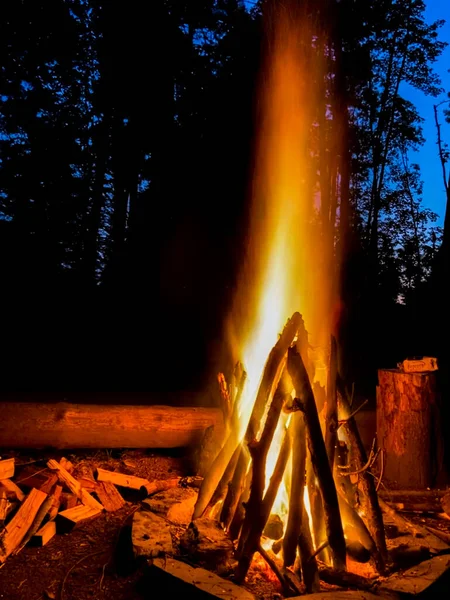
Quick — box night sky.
[401,0,450,224]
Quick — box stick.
[220,444,250,530]
[298,504,320,592]
[283,412,307,567]
[235,424,291,577]
[206,443,241,516]
[257,545,301,596]
[288,345,346,570]
[337,375,388,574]
[325,335,338,467]
[229,464,252,542]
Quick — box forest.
[0,0,449,397]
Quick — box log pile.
[0,455,195,566]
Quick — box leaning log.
[337,375,388,574]
[287,345,347,571]
[0,403,224,449]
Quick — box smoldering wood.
[0,402,225,449]
[337,375,388,574]
[318,564,376,591]
[287,345,347,570]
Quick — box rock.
[143,557,255,600]
[378,554,450,596]
[263,514,284,540]
[132,510,173,558]
[143,486,198,525]
[180,518,233,568]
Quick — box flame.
[226,5,337,543]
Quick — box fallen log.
[0,403,225,449]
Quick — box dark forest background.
[1,0,449,402]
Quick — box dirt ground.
[1,449,450,600]
[0,449,282,600]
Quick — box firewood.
[95,482,125,512]
[0,479,25,502]
[0,403,225,449]
[79,477,96,491]
[229,464,252,542]
[378,497,449,553]
[283,412,307,568]
[338,375,387,574]
[59,457,74,473]
[60,492,78,510]
[325,335,338,467]
[15,466,57,494]
[96,467,148,490]
[206,443,241,516]
[30,520,56,547]
[56,504,102,533]
[48,459,103,511]
[48,485,63,520]
[424,525,450,545]
[194,313,301,522]
[140,477,181,497]
[0,458,15,480]
[221,444,251,530]
[298,504,320,592]
[318,563,375,590]
[288,345,346,570]
[0,488,48,563]
[14,494,54,554]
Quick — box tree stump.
[376,369,440,489]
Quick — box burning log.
[287,345,347,570]
[193,313,301,520]
[337,375,388,574]
[325,335,338,467]
[298,504,320,592]
[220,445,250,531]
[318,563,376,591]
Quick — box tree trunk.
[377,369,440,489]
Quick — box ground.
[1,448,450,600]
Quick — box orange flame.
[227,6,336,535]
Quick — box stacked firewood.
[0,455,184,565]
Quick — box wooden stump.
[377,369,440,489]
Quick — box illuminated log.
[0,403,224,449]
[221,444,250,530]
[376,369,440,489]
[195,313,302,521]
[325,335,338,467]
[337,376,388,574]
[287,345,347,571]
[298,504,320,592]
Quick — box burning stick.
[220,444,250,530]
[287,345,347,570]
[337,375,388,574]
[325,335,338,467]
[234,369,291,580]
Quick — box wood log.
[220,444,249,530]
[48,485,63,520]
[0,403,225,449]
[0,458,14,480]
[60,492,78,510]
[318,564,375,591]
[377,369,440,489]
[48,459,103,511]
[59,457,74,474]
[288,345,346,570]
[0,488,48,563]
[14,493,53,554]
[193,313,301,521]
[96,467,148,491]
[95,482,125,512]
[16,466,58,494]
[235,370,291,580]
[325,335,338,467]
[0,479,25,502]
[298,504,320,592]
[30,520,56,547]
[56,504,102,533]
[338,375,388,574]
[283,412,307,568]
[140,477,181,498]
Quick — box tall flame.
[227,6,337,521]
